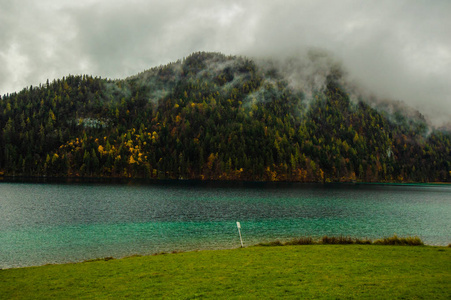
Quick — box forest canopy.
[0,52,450,182]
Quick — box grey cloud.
[64,0,250,79]
[1,0,450,125]
[239,0,451,125]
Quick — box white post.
[236,221,244,248]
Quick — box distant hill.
[0,51,450,182]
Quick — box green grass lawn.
[1,245,450,299]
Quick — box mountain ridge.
[0,51,450,182]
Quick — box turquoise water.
[0,181,450,268]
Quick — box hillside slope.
[0,52,450,182]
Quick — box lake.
[0,180,450,269]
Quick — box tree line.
[1,52,450,182]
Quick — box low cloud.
[1,0,450,125]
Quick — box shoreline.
[2,235,449,271]
[1,175,450,186]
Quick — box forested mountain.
[1,52,450,182]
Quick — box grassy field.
[1,245,450,299]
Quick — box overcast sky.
[1,0,450,125]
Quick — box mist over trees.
[0,52,450,182]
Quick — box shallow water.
[0,181,450,268]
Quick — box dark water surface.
[0,181,450,268]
